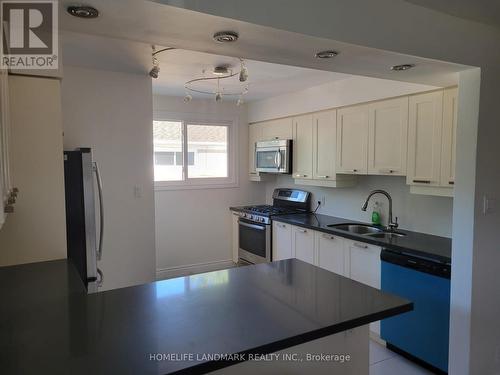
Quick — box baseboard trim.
[156,259,235,280]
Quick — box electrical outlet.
[133,186,142,199]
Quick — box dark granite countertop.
[272,213,452,264]
[0,258,411,375]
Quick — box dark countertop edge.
[169,302,413,375]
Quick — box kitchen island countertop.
[0,258,411,374]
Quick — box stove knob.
[260,218,265,223]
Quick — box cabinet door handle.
[353,242,368,249]
[322,233,335,240]
[379,169,395,174]
[449,181,454,185]
[279,223,287,228]
[297,228,307,233]
[352,169,358,173]
[294,173,307,178]
[413,179,431,184]
[317,175,329,179]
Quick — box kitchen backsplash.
[265,175,453,238]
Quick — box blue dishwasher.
[381,249,451,374]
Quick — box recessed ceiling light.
[315,50,339,59]
[213,31,239,43]
[67,5,99,19]
[390,64,415,71]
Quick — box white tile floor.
[370,340,434,375]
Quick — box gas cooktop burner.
[243,205,299,216]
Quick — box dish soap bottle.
[371,202,381,225]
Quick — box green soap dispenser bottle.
[371,202,381,225]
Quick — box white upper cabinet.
[440,87,458,188]
[272,221,293,261]
[336,104,369,174]
[292,225,315,264]
[248,123,263,178]
[262,118,293,140]
[407,91,444,187]
[368,97,409,176]
[292,114,314,180]
[313,110,337,181]
[316,231,348,277]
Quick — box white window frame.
[153,111,238,190]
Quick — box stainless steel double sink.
[326,223,406,239]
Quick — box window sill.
[154,182,240,191]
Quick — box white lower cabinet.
[272,221,293,260]
[345,238,382,335]
[272,223,382,336]
[316,231,349,277]
[292,225,315,264]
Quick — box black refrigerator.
[63,148,104,293]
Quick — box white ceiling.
[402,0,500,28]
[61,32,352,101]
[58,0,471,87]
[151,49,352,100]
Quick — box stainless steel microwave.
[255,139,292,174]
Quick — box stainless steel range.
[234,188,310,264]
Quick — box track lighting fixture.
[239,59,248,82]
[183,59,249,105]
[183,94,192,103]
[148,46,176,79]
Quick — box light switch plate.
[483,195,496,215]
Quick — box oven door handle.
[239,220,266,231]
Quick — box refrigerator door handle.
[97,268,104,288]
[93,161,104,261]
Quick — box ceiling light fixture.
[390,64,416,71]
[148,46,176,79]
[239,59,248,82]
[67,5,99,19]
[213,66,230,76]
[213,31,239,43]
[184,58,249,105]
[315,50,339,59]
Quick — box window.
[153,118,235,189]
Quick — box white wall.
[161,2,500,373]
[61,66,156,291]
[153,95,265,278]
[0,76,67,266]
[266,175,452,237]
[248,76,438,123]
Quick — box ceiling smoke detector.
[67,5,99,19]
[315,50,339,59]
[390,64,415,71]
[213,31,239,43]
